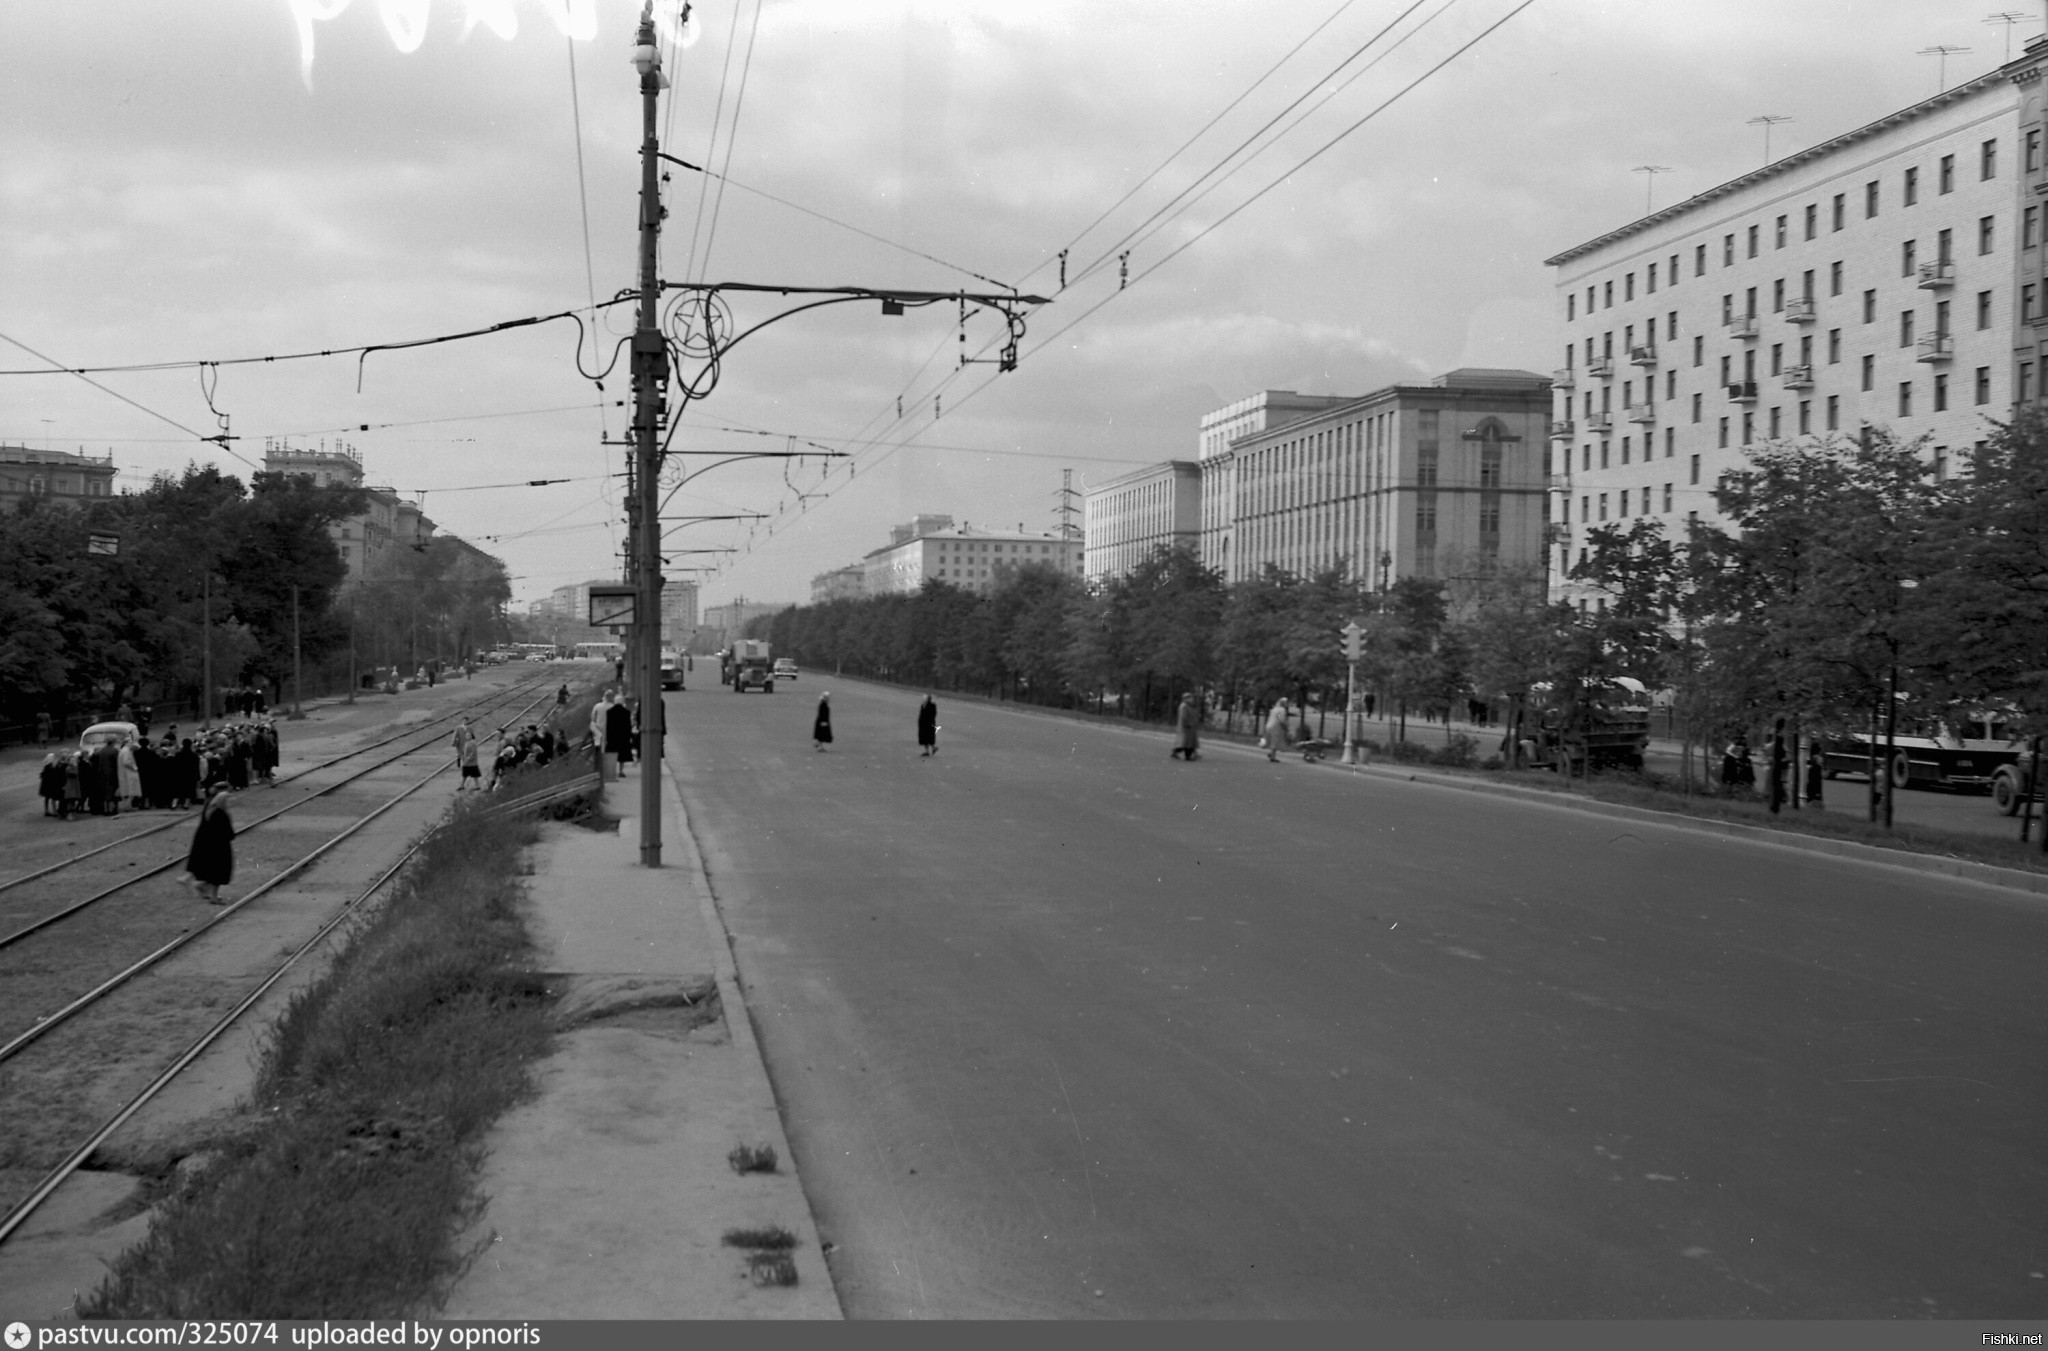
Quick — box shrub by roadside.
[79,803,555,1318]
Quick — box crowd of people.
[36,719,280,818]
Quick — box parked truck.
[1517,679,1651,774]
[731,639,774,693]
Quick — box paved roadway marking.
[669,680,2048,1319]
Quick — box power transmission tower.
[1054,468,1082,540]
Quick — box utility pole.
[292,583,304,718]
[202,571,213,730]
[630,8,668,867]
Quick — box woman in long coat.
[39,753,64,816]
[604,694,636,769]
[1171,692,1201,761]
[184,785,235,903]
[117,739,141,808]
[813,693,833,751]
[916,695,938,756]
[1263,699,1291,763]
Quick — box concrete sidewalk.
[440,756,841,1319]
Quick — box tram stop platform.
[440,757,842,1320]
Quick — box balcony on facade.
[1782,364,1814,390]
[1916,260,1955,290]
[1549,419,1576,439]
[1628,344,1657,368]
[1584,411,1612,432]
[1916,333,1954,363]
[1587,356,1615,379]
[1553,366,1576,389]
[1727,380,1759,403]
[1624,402,1656,424]
[1726,314,1760,340]
[1784,297,1817,324]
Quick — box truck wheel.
[1890,752,1911,789]
[1993,772,2022,816]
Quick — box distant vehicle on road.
[1518,678,1649,773]
[732,639,774,693]
[79,721,138,751]
[773,657,798,680]
[660,648,686,691]
[1822,713,2020,792]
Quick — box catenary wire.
[0,331,262,471]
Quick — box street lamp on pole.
[629,7,671,868]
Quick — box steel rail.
[0,820,435,1247]
[0,681,558,953]
[0,674,558,897]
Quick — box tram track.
[0,678,557,957]
[0,679,584,1248]
[0,673,558,900]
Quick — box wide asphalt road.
[667,677,2046,1319]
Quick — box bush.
[1382,739,1437,765]
[1432,733,1479,769]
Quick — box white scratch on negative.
[861,1112,929,1314]
[1051,1056,1098,1221]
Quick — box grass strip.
[78,802,555,1318]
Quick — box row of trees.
[749,412,2048,786]
[0,465,513,732]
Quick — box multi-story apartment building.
[1218,369,1552,586]
[658,578,699,646]
[1081,460,1201,582]
[1546,40,2048,601]
[0,446,116,510]
[809,565,867,604]
[263,441,432,582]
[860,516,1085,596]
[1197,391,1355,572]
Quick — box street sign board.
[588,584,637,628]
[87,533,120,557]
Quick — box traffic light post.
[1341,620,1366,765]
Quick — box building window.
[1934,372,1949,412]
[1663,483,1673,513]
[1647,262,1658,293]
[1901,239,1917,277]
[1934,447,1948,482]
[1976,365,1992,405]
[2032,130,2044,173]
[1717,417,1729,448]
[1804,204,1817,240]
[1979,216,1995,255]
[1865,180,1880,218]
[1768,406,1781,438]
[1721,292,1734,324]
[1798,400,1811,434]
[1667,310,1678,341]
[1826,395,1839,430]
[1863,289,1877,323]
[1900,310,1915,348]
[1801,268,1815,301]
[1694,244,1707,275]
[2028,284,2038,323]
[2025,362,2036,402]
[1770,342,1784,376]
[1666,369,1676,399]
[1689,454,1701,485]
[1775,215,1788,248]
[1899,381,1913,417]
[1984,137,1999,180]
[1903,166,1919,206]
[1828,328,1841,363]
[1979,290,1994,329]
[1597,493,1608,521]
[1723,234,1735,266]
[1939,154,1955,194]
[1747,224,1760,258]
[1719,354,1732,385]
[2030,207,2041,249]
[1692,334,1704,366]
[1691,392,1702,422]
[1742,412,1755,444]
[1417,446,1437,486]
[1832,193,1846,231]
[1773,278,1785,312]
[1480,446,1502,488]
[1620,488,1631,515]
[1665,427,1675,457]
[1861,354,1875,390]
[1670,253,1680,283]
[1625,273,1636,301]
[1604,281,1613,308]
[1567,295,1576,321]
[1600,441,1610,469]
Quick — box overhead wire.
[0,330,262,471]
[722,0,1536,569]
[683,0,748,282]
[693,0,767,283]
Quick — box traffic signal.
[1341,620,1366,664]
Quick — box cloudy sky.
[1,0,2025,608]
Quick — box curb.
[824,673,2048,904]
[660,754,847,1318]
